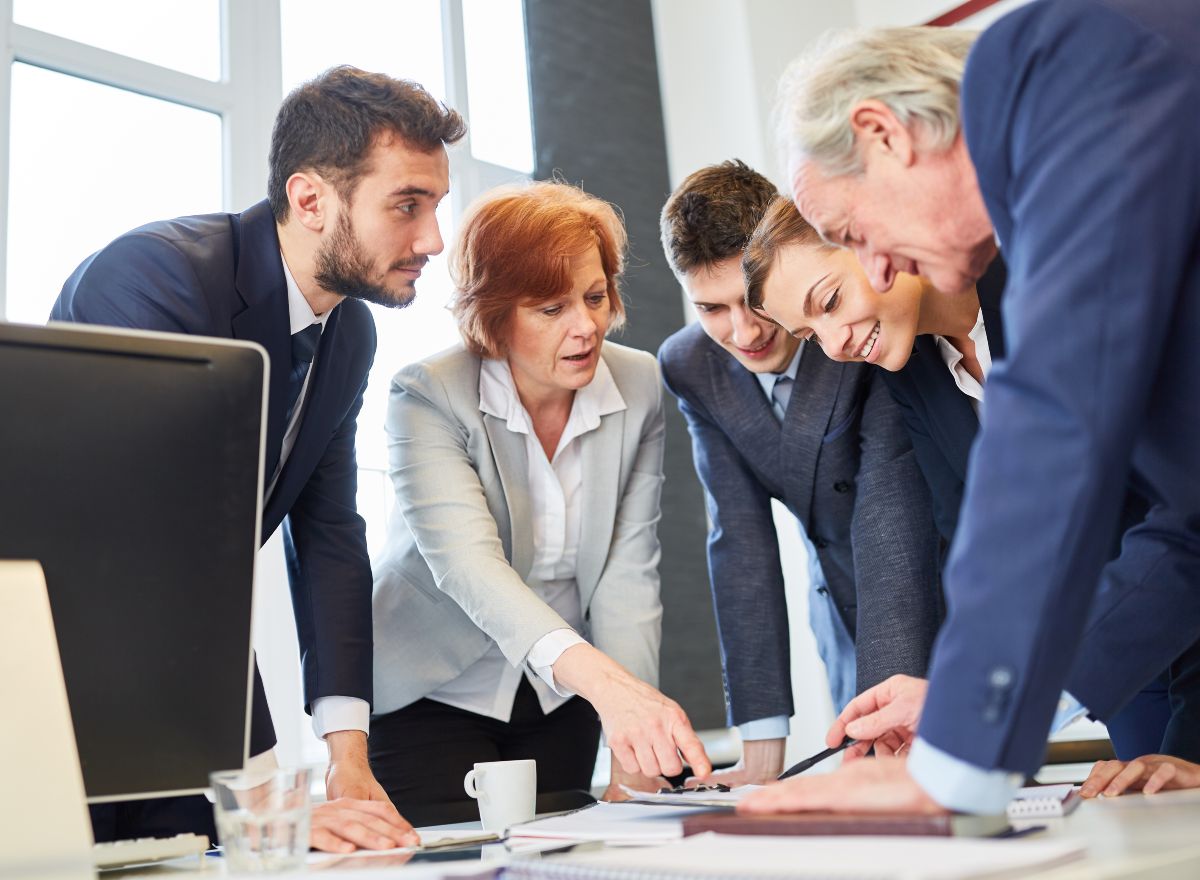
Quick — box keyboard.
[92,832,210,868]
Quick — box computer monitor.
[0,321,267,802]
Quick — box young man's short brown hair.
[268,65,466,223]
[659,160,779,277]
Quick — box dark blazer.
[919,0,1200,776]
[881,258,1007,548]
[51,200,377,754]
[882,255,1192,758]
[659,324,941,726]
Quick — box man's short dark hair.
[268,65,466,222]
[659,159,779,277]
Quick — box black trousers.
[369,676,602,826]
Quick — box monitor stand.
[0,561,94,879]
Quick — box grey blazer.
[659,323,942,726]
[371,341,666,716]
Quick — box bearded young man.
[742,0,1200,818]
[51,65,464,851]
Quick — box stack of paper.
[503,832,1087,879]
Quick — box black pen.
[776,736,858,780]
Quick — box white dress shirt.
[270,254,368,743]
[932,309,991,416]
[425,356,626,721]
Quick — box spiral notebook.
[1005,784,1081,819]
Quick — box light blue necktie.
[770,374,793,424]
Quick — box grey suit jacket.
[372,340,665,715]
[659,323,942,726]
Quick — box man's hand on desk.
[311,799,418,853]
[688,738,786,787]
[829,675,928,761]
[321,729,418,850]
[1081,755,1200,798]
[738,756,947,815]
[553,643,713,780]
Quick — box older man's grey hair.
[776,27,978,178]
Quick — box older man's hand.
[738,756,946,815]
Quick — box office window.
[6,64,221,324]
[462,0,534,172]
[12,0,221,80]
[281,0,446,101]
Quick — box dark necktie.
[286,323,322,426]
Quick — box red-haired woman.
[368,181,710,824]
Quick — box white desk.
[102,790,1200,879]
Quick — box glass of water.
[210,766,311,873]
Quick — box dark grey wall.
[524,0,726,728]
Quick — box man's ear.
[285,171,334,233]
[849,99,916,167]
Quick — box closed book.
[681,810,1009,838]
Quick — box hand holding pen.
[777,736,857,780]
[826,674,929,761]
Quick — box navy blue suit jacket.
[659,324,941,726]
[51,200,377,755]
[921,0,1200,775]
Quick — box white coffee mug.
[462,759,537,831]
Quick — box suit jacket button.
[833,480,852,493]
[813,537,828,549]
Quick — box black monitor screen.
[0,322,265,801]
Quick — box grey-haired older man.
[742,0,1200,817]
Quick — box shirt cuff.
[526,628,586,697]
[311,696,370,740]
[738,715,791,741]
[908,737,1022,814]
[1051,691,1088,733]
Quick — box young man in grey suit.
[656,161,941,784]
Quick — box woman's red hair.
[449,180,627,358]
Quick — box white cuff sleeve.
[737,715,790,741]
[526,628,586,697]
[311,695,370,740]
[908,737,1022,814]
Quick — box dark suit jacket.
[880,259,1007,548]
[920,0,1200,775]
[659,324,941,726]
[51,200,377,754]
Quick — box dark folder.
[681,810,1010,838]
